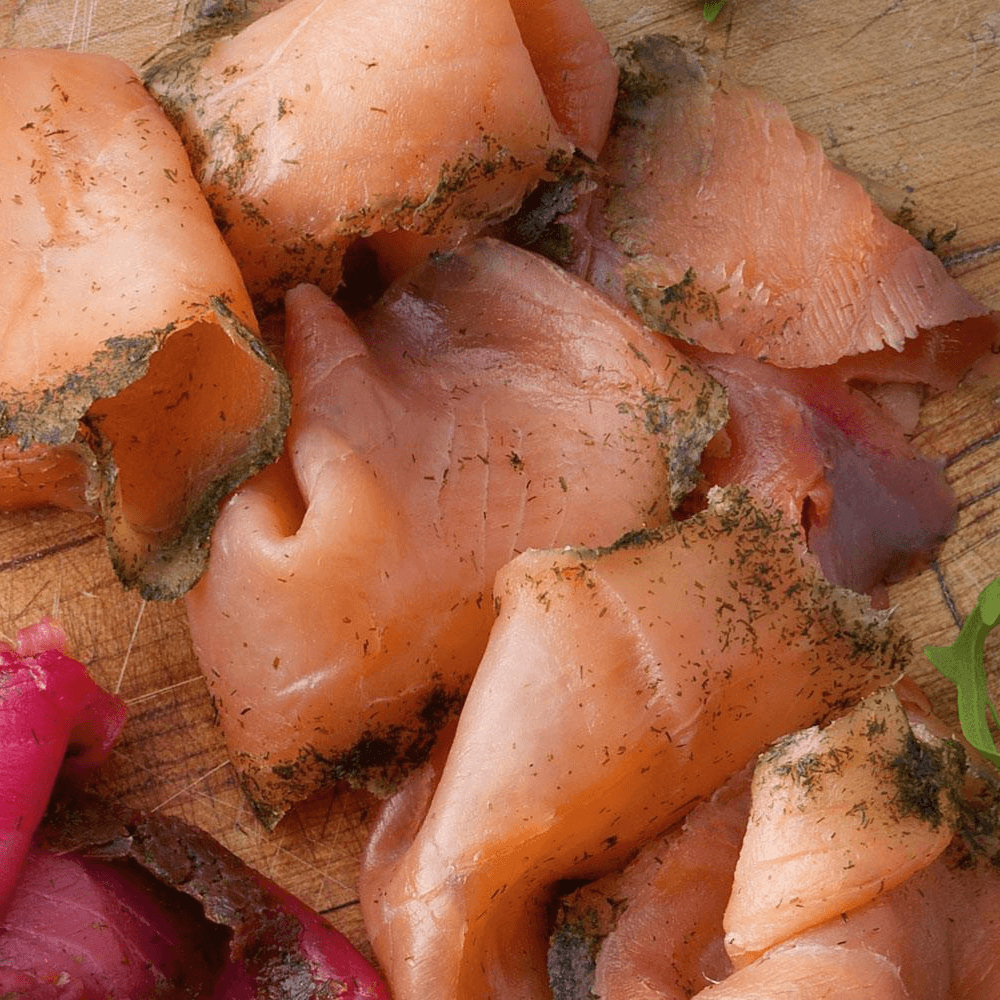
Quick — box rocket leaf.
[924,577,1000,768]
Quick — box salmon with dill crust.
[142,0,612,309]
[0,49,289,600]
[359,486,908,1000]
[184,238,726,825]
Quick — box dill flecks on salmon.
[550,763,753,1000]
[0,49,289,600]
[555,34,1000,597]
[142,0,605,310]
[580,35,991,367]
[548,680,1000,1000]
[723,687,963,965]
[183,238,726,826]
[359,485,907,1000]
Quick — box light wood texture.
[3,0,1000,964]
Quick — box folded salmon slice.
[551,764,753,1000]
[0,49,289,599]
[359,486,906,1000]
[723,687,963,965]
[547,34,999,595]
[143,0,581,309]
[579,35,990,367]
[184,238,726,824]
[697,842,1000,999]
[552,681,995,1000]
[692,350,961,595]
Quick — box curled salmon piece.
[0,49,290,599]
[723,687,963,965]
[184,238,725,824]
[579,35,991,367]
[697,838,1000,999]
[143,0,578,309]
[359,486,908,1000]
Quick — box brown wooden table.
[3,0,1000,959]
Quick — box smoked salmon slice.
[722,687,962,965]
[579,35,991,368]
[358,486,906,1000]
[183,238,726,824]
[546,33,999,595]
[550,764,752,1000]
[142,0,581,309]
[0,49,289,599]
[506,0,619,159]
[692,350,960,595]
[695,842,1000,999]
[551,682,994,999]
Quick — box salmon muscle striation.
[506,0,619,159]
[0,49,290,599]
[358,485,909,1000]
[184,238,726,824]
[580,35,991,367]
[143,0,577,309]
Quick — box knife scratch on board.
[114,596,145,694]
[66,0,97,49]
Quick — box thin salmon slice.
[550,680,997,999]
[507,0,619,159]
[579,35,990,368]
[537,34,998,596]
[698,842,1000,999]
[723,687,962,965]
[359,486,906,1000]
[693,350,960,595]
[143,0,577,309]
[184,238,725,824]
[0,49,289,599]
[550,764,752,1000]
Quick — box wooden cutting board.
[3,0,1000,964]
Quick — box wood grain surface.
[3,0,1000,964]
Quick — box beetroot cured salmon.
[0,49,290,599]
[142,0,604,309]
[184,238,726,824]
[358,486,907,1000]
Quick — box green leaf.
[703,1,728,23]
[924,575,1000,768]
